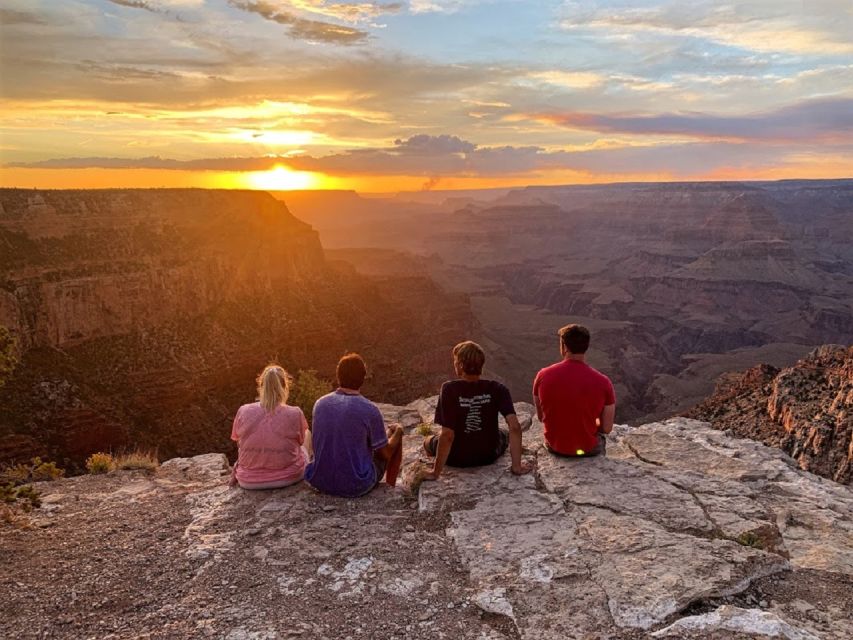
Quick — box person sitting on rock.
[534,324,616,457]
[305,353,404,497]
[422,341,531,479]
[229,364,310,490]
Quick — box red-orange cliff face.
[0,189,475,470]
[687,345,852,484]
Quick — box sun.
[245,165,321,191]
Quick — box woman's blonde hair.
[257,364,290,412]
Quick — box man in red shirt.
[533,324,616,457]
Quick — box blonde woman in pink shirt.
[229,364,311,490]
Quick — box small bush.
[0,457,64,485]
[290,369,333,425]
[114,449,159,471]
[415,423,434,437]
[30,458,64,481]
[1,483,17,504]
[85,452,115,474]
[0,482,41,511]
[0,325,17,389]
[0,464,31,485]
[737,531,764,549]
[14,485,40,509]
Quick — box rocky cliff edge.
[2,401,851,640]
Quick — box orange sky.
[1,1,851,192]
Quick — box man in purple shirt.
[305,353,403,498]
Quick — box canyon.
[688,345,852,484]
[1,182,851,477]
[0,189,474,469]
[281,180,853,423]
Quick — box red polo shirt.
[533,359,616,455]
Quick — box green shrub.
[415,423,434,437]
[0,457,64,485]
[85,452,115,474]
[1,483,17,504]
[289,369,332,425]
[0,325,17,389]
[0,482,41,511]
[30,458,65,481]
[737,531,764,549]
[14,485,40,510]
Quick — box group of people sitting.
[228,324,616,495]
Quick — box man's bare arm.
[506,414,532,475]
[376,424,404,462]
[425,427,455,479]
[599,404,616,434]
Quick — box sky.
[1,0,851,192]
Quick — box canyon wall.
[284,180,853,422]
[687,345,852,483]
[0,189,475,469]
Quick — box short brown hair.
[336,353,367,389]
[559,324,590,354]
[452,341,485,375]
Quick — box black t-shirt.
[434,379,515,467]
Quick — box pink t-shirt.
[231,403,308,486]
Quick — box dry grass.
[114,449,159,471]
[85,452,115,475]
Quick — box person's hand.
[387,423,403,438]
[511,460,533,476]
[421,467,439,481]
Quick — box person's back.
[232,402,307,487]
[304,353,403,497]
[230,365,308,490]
[422,341,531,478]
[534,324,616,457]
[434,378,512,467]
[305,390,387,497]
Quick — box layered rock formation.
[2,404,851,639]
[0,189,475,469]
[285,180,853,422]
[687,345,853,484]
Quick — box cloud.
[528,97,853,143]
[15,133,848,179]
[227,1,370,44]
[0,8,46,25]
[393,134,475,154]
[408,0,499,14]
[105,0,205,11]
[106,0,156,11]
[559,0,853,56]
[291,1,404,22]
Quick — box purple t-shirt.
[305,390,388,497]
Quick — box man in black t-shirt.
[422,341,532,479]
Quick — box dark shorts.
[371,451,388,489]
[425,429,509,466]
[546,433,607,458]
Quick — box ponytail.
[257,364,289,412]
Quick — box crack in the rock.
[626,441,665,466]
[663,478,726,539]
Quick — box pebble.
[322,505,336,512]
